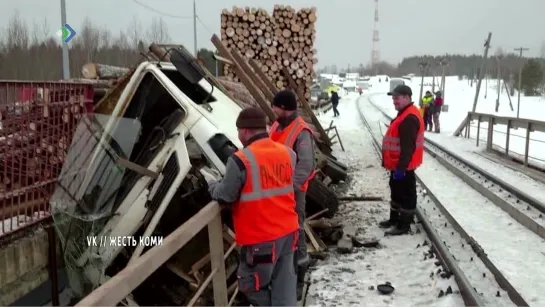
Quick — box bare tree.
[127,16,144,49]
[76,17,101,61]
[99,26,112,50]
[5,10,29,50]
[145,17,171,44]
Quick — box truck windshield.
[50,113,141,221]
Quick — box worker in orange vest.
[380,85,425,236]
[269,90,315,300]
[201,107,299,306]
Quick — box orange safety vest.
[233,138,299,245]
[382,105,425,171]
[269,116,316,191]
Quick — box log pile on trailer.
[0,81,94,237]
[220,5,317,101]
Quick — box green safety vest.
[422,96,433,106]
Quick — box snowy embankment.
[368,76,545,169]
[0,211,49,235]
[306,94,460,307]
[360,93,545,305]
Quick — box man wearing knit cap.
[269,90,316,300]
[201,107,299,306]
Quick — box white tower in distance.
[371,0,380,75]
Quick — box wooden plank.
[213,54,234,65]
[231,50,274,102]
[211,34,276,122]
[248,59,278,95]
[75,201,222,307]
[281,67,331,146]
[208,213,228,306]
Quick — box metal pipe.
[47,226,60,306]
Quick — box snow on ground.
[358,90,545,304]
[367,76,545,168]
[425,133,545,204]
[358,95,516,305]
[416,148,545,305]
[306,94,461,307]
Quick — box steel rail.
[356,97,484,306]
[361,95,529,306]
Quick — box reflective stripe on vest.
[382,134,425,151]
[382,104,425,171]
[269,117,316,191]
[233,138,299,245]
[239,147,296,202]
[269,119,305,148]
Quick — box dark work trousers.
[423,107,433,130]
[432,111,441,132]
[389,170,417,218]
[237,231,298,306]
[294,190,308,266]
[332,103,339,116]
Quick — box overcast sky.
[2,0,545,68]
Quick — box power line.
[196,15,214,35]
[132,0,216,55]
[132,0,193,19]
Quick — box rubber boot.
[378,209,399,228]
[296,264,308,301]
[385,213,414,236]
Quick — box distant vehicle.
[389,78,406,92]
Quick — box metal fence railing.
[0,81,94,237]
[461,112,545,170]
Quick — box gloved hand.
[199,167,220,184]
[392,170,405,180]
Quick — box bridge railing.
[75,201,231,306]
[461,112,545,169]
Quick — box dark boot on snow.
[385,213,414,236]
[378,209,399,228]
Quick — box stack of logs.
[220,5,317,100]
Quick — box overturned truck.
[51,44,346,305]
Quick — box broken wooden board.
[304,222,327,252]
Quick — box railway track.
[356,95,542,306]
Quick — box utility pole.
[514,47,529,118]
[495,54,502,112]
[438,58,448,101]
[454,32,492,136]
[193,0,198,56]
[418,61,430,106]
[60,0,70,79]
[472,32,492,113]
[431,64,436,93]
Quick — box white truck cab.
[51,57,246,302]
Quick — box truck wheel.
[321,160,348,184]
[305,177,339,218]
